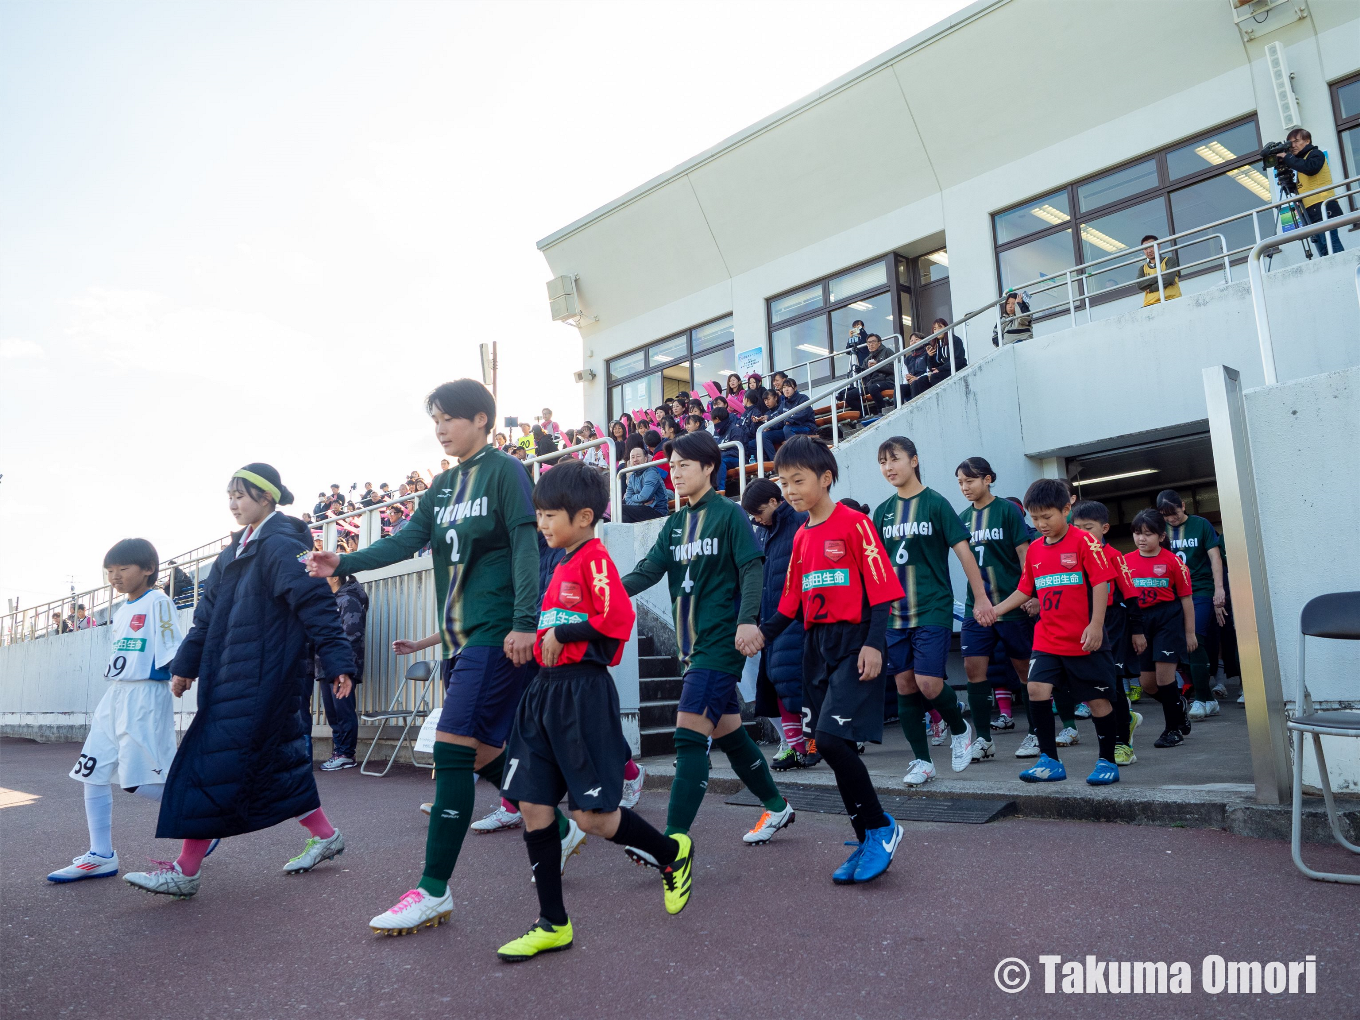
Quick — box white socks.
[84,783,114,857]
[134,784,164,803]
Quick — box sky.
[0,0,971,615]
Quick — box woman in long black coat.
[123,463,356,900]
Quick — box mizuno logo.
[584,786,602,797]
[1160,650,1174,656]
[441,809,460,819]
[832,715,851,725]
[699,781,708,789]
[152,769,162,774]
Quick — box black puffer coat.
[158,513,355,840]
[753,501,808,717]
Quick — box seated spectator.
[668,396,688,421]
[516,421,534,451]
[608,420,627,463]
[562,427,578,450]
[360,482,379,506]
[398,482,410,497]
[344,501,358,514]
[531,424,557,459]
[439,458,451,472]
[510,446,527,461]
[642,428,671,490]
[73,603,96,629]
[313,536,325,552]
[904,332,931,398]
[51,611,70,635]
[652,403,670,425]
[622,447,669,522]
[620,411,637,435]
[932,318,967,372]
[763,377,814,450]
[313,492,329,516]
[378,482,391,501]
[991,291,1032,346]
[302,512,313,524]
[908,335,950,398]
[659,416,681,442]
[724,373,744,400]
[493,433,509,451]
[408,471,427,492]
[745,372,764,392]
[685,398,707,423]
[710,404,741,491]
[858,334,896,413]
[769,370,788,393]
[683,413,705,434]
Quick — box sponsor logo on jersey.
[1153,563,1167,576]
[436,495,490,526]
[558,582,582,607]
[1035,572,1083,589]
[802,568,850,591]
[823,539,845,562]
[1133,577,1170,588]
[882,521,933,539]
[538,607,588,629]
[1060,553,1078,569]
[129,614,146,632]
[672,537,719,562]
[115,637,147,652]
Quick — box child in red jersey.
[751,437,907,885]
[497,460,691,962]
[1123,508,1195,749]
[1071,501,1145,766]
[990,479,1122,786]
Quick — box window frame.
[606,314,734,422]
[991,115,1264,314]
[1330,71,1360,213]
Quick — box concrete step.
[639,654,680,679]
[639,719,766,759]
[640,675,683,702]
[640,699,679,730]
[637,633,655,657]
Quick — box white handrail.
[524,436,620,522]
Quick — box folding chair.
[360,659,437,777]
[1289,591,1360,883]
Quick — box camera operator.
[1136,234,1181,306]
[1275,128,1344,257]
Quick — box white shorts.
[70,681,178,790]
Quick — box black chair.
[1289,591,1360,883]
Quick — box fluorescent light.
[1193,143,1271,200]
[849,301,874,310]
[925,249,949,266]
[1078,468,1158,486]
[1079,224,1126,253]
[797,344,829,356]
[1031,203,1071,226]
[652,354,671,362]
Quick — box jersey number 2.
[446,529,461,564]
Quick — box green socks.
[478,749,568,837]
[419,742,476,897]
[666,728,711,836]
[967,682,994,739]
[927,686,967,736]
[1053,690,1078,729]
[898,692,931,761]
[1187,640,1214,702]
[714,728,786,812]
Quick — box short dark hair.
[1141,234,1159,244]
[741,477,783,514]
[955,456,995,482]
[782,377,798,391]
[1155,489,1184,511]
[671,430,724,488]
[1023,478,1071,513]
[533,459,609,523]
[1071,499,1109,526]
[643,428,662,450]
[425,379,496,433]
[774,434,838,484]
[1130,508,1167,537]
[103,538,159,581]
[1286,127,1312,143]
[771,370,787,382]
[684,413,704,427]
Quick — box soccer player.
[1071,501,1145,765]
[989,478,1122,785]
[124,464,355,897]
[1157,490,1225,720]
[620,431,794,848]
[47,539,185,884]
[752,436,905,883]
[873,437,995,787]
[955,457,1033,764]
[1123,509,1196,749]
[496,462,692,961]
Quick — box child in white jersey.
[47,539,185,883]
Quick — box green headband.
[233,469,280,502]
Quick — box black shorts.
[1137,601,1188,671]
[502,664,632,813]
[802,621,886,744]
[1028,650,1116,704]
[1103,604,1136,678]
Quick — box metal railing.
[610,440,747,515]
[523,436,620,521]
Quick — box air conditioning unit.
[547,275,581,323]
[573,368,597,384]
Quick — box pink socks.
[777,699,806,752]
[176,839,213,877]
[297,807,335,840]
[501,797,520,814]
[623,759,641,782]
[995,689,1013,718]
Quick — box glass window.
[997,229,1074,311]
[1166,121,1261,180]
[692,315,733,352]
[607,349,644,382]
[918,249,949,283]
[828,262,887,302]
[659,361,692,399]
[1077,159,1158,212]
[1342,126,1360,181]
[647,335,687,367]
[916,285,953,335]
[1169,167,1269,262]
[1080,197,1168,293]
[1337,77,1360,120]
[896,257,912,288]
[831,294,892,379]
[771,317,830,377]
[619,374,662,417]
[770,283,823,324]
[995,190,1070,244]
[691,345,736,394]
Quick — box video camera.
[1260,141,1297,195]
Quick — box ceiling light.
[1031,204,1071,226]
[925,250,949,266]
[652,354,671,362]
[849,301,874,310]
[797,344,829,356]
[1077,468,1158,486]
[1080,224,1126,253]
[1226,165,1271,200]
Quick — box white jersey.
[104,588,183,682]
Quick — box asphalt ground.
[3,737,1357,1020]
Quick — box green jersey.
[630,488,762,676]
[338,445,538,655]
[959,496,1030,621]
[872,487,969,630]
[1166,514,1220,597]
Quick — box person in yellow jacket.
[1278,127,1344,257]
[1137,234,1181,306]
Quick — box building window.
[606,315,735,423]
[1332,72,1360,191]
[991,116,1269,322]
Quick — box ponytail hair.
[229,462,295,507]
[877,435,920,480]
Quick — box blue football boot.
[853,816,904,883]
[832,841,866,884]
[1019,753,1067,783]
[1086,758,1120,785]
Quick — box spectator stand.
[614,440,747,514]
[522,435,620,521]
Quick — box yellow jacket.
[1139,254,1181,306]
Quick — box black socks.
[816,733,888,841]
[525,825,568,926]
[1092,711,1118,763]
[609,807,678,867]
[1030,698,1058,759]
[1153,681,1186,731]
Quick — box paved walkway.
[3,737,1358,1019]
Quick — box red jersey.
[534,538,635,668]
[1104,542,1139,607]
[778,503,904,625]
[1017,525,1117,656]
[1123,547,1192,608]
[651,449,673,491]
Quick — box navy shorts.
[959,617,1033,663]
[437,646,535,747]
[677,668,742,726]
[1029,650,1116,704]
[1192,594,1214,636]
[884,625,950,678]
[1137,601,1189,671]
[503,664,631,813]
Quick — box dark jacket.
[781,391,815,430]
[315,580,367,683]
[159,513,356,840]
[625,465,670,514]
[756,502,807,703]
